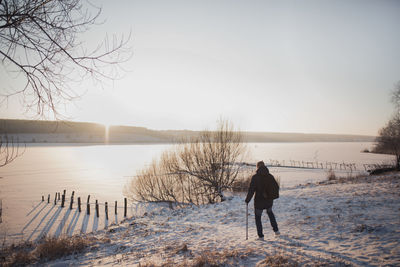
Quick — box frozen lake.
[0,142,394,244]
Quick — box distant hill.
[0,119,376,143]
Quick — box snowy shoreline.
[2,172,400,266]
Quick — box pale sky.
[1,0,400,135]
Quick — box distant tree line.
[0,119,376,143]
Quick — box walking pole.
[246,203,248,240]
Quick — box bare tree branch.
[0,135,25,167]
[391,81,400,113]
[0,0,132,119]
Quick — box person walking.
[245,161,280,240]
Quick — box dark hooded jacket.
[245,165,278,210]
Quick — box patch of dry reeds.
[0,235,94,266]
[256,254,298,267]
[36,236,90,260]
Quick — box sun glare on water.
[104,123,110,144]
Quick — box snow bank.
[5,173,400,266]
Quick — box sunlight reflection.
[104,124,109,144]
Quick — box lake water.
[0,142,394,244]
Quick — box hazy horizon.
[1,0,399,136]
[0,118,378,137]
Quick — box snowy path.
[44,173,400,266]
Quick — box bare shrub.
[326,169,337,181]
[125,120,246,205]
[126,158,179,205]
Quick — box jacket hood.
[256,165,269,175]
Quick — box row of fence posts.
[268,159,357,171]
[41,190,127,219]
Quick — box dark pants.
[255,207,278,237]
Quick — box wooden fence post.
[69,192,74,210]
[62,190,66,207]
[78,197,81,212]
[124,198,127,217]
[95,200,99,218]
[54,193,57,205]
[47,194,50,203]
[87,195,90,215]
[105,202,108,220]
[42,196,44,202]
[61,194,65,208]
[115,201,117,215]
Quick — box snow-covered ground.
[32,172,400,267]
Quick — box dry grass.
[174,243,188,254]
[36,236,90,260]
[164,242,189,254]
[326,169,337,181]
[139,247,255,267]
[4,248,36,267]
[190,251,226,266]
[318,171,382,186]
[275,175,281,188]
[0,241,34,267]
[256,254,298,267]
[139,251,348,267]
[190,250,245,266]
[231,172,252,192]
[139,261,173,267]
[0,235,94,266]
[353,224,376,233]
